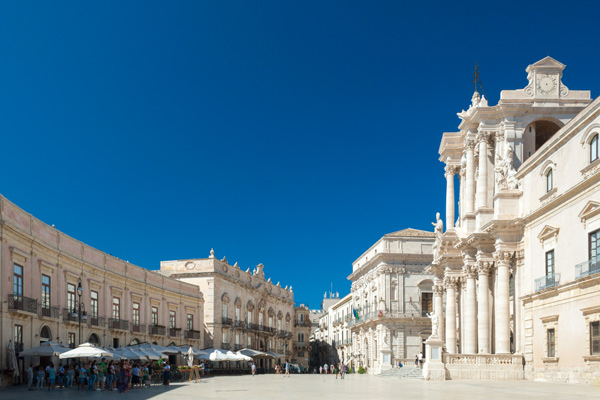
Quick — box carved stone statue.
[495,142,519,190]
[428,312,439,336]
[432,212,443,238]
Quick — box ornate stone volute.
[443,276,459,290]
[462,264,478,278]
[433,283,444,296]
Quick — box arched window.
[88,333,100,345]
[591,134,599,163]
[40,326,52,343]
[546,169,553,192]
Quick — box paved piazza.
[2,375,599,400]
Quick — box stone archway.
[88,333,100,345]
[40,325,52,344]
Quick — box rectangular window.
[113,338,119,348]
[298,333,304,342]
[235,307,240,322]
[298,351,304,357]
[222,304,228,319]
[269,316,273,328]
[222,331,227,344]
[421,292,433,316]
[67,284,76,313]
[41,275,51,311]
[547,328,556,358]
[132,303,140,326]
[13,264,23,297]
[546,250,555,278]
[169,310,176,328]
[299,314,304,324]
[236,333,240,345]
[90,290,98,317]
[277,319,282,330]
[248,336,252,347]
[112,297,120,320]
[187,314,194,331]
[152,306,158,325]
[546,169,553,192]
[592,321,600,356]
[68,332,76,349]
[590,230,600,264]
[591,135,599,163]
[14,324,23,346]
[259,313,264,326]
[247,311,252,324]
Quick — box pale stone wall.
[161,255,294,363]
[0,195,204,386]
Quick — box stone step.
[377,367,424,379]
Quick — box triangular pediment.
[537,225,560,242]
[527,56,565,71]
[578,201,600,222]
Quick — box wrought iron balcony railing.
[8,294,38,314]
[88,316,106,328]
[108,318,129,331]
[222,317,233,325]
[168,328,181,337]
[148,325,166,336]
[38,304,60,319]
[131,324,146,334]
[184,330,201,340]
[221,342,231,350]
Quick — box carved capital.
[443,276,459,290]
[445,164,459,177]
[466,139,476,150]
[493,251,513,263]
[433,284,444,296]
[462,264,478,278]
[477,261,494,275]
[476,132,489,143]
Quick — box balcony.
[221,343,231,350]
[248,323,259,331]
[285,331,292,338]
[294,321,312,327]
[277,329,285,337]
[234,320,246,329]
[575,257,600,279]
[88,316,106,328]
[168,328,181,338]
[258,324,267,332]
[234,344,242,351]
[131,324,146,334]
[184,330,201,340]
[38,304,60,319]
[108,318,129,331]
[62,308,79,324]
[148,325,166,336]
[535,273,561,292]
[222,317,233,325]
[8,294,38,314]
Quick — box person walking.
[27,364,34,391]
[323,363,328,375]
[57,363,65,389]
[66,365,74,389]
[418,352,423,369]
[79,364,87,390]
[340,363,346,380]
[284,360,290,377]
[163,362,171,386]
[319,365,322,374]
[251,362,256,377]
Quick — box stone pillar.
[445,165,456,230]
[477,261,492,354]
[476,133,489,209]
[463,263,478,354]
[433,280,445,341]
[465,140,475,214]
[444,277,458,354]
[495,252,511,354]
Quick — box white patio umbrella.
[129,346,165,360]
[111,347,145,360]
[265,351,284,359]
[238,348,275,359]
[19,341,70,357]
[229,351,252,361]
[139,343,179,355]
[7,340,19,378]
[59,342,113,359]
[206,348,231,362]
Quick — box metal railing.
[234,320,246,328]
[38,304,60,319]
[88,316,106,328]
[62,308,79,323]
[221,343,231,350]
[184,330,200,340]
[168,328,181,337]
[234,344,242,351]
[535,273,561,291]
[575,257,600,279]
[8,294,38,314]
[248,323,259,331]
[108,318,129,331]
[131,324,146,334]
[148,325,166,336]
[294,321,312,327]
[222,317,233,325]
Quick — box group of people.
[25,359,169,393]
[273,360,291,377]
[318,363,346,379]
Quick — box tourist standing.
[47,363,56,392]
[418,352,423,368]
[57,363,65,388]
[163,362,171,385]
[319,365,322,374]
[251,362,256,377]
[323,363,328,374]
[414,355,419,368]
[340,363,346,380]
[131,363,141,389]
[36,366,45,390]
[27,364,34,391]
[79,364,87,390]
[66,365,74,389]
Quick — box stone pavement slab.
[2,375,600,400]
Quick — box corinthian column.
[463,263,478,354]
[433,280,445,341]
[444,277,458,354]
[477,261,492,354]
[445,165,456,229]
[495,252,511,354]
[465,140,475,214]
[476,133,489,209]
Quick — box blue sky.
[1,1,599,309]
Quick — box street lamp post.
[74,280,87,345]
